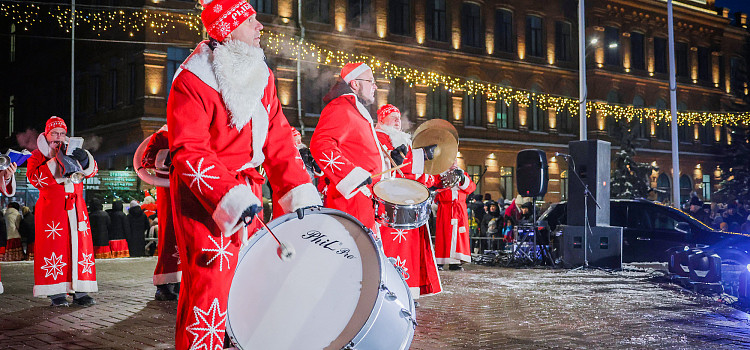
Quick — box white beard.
[376,124,412,149]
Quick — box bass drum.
[226,208,416,350]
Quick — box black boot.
[155,284,178,301]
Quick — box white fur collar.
[36,133,68,159]
[376,124,412,148]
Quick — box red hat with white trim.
[290,126,301,139]
[200,0,256,42]
[340,62,372,84]
[45,116,67,134]
[377,104,400,124]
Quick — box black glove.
[421,144,438,161]
[390,148,405,166]
[240,204,262,226]
[453,168,466,184]
[357,177,373,189]
[71,148,89,169]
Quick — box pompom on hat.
[200,0,256,42]
[377,104,400,124]
[340,62,372,84]
[45,116,67,134]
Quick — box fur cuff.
[336,167,371,199]
[411,148,425,174]
[81,150,97,177]
[458,175,471,190]
[278,183,323,213]
[2,175,15,197]
[213,184,261,237]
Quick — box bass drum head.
[227,211,381,350]
[373,178,430,205]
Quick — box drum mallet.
[380,144,405,176]
[371,162,410,179]
[254,214,296,261]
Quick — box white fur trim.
[458,175,471,190]
[343,64,372,83]
[345,94,388,177]
[336,167,372,200]
[213,184,261,237]
[410,286,420,299]
[411,148,425,174]
[46,158,65,184]
[277,183,323,213]
[34,282,71,297]
[153,271,182,285]
[2,174,15,197]
[80,150,97,177]
[375,124,412,148]
[0,282,3,294]
[36,133,57,159]
[72,280,98,293]
[180,41,219,91]
[435,258,461,264]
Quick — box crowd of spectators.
[682,195,750,234]
[466,193,533,252]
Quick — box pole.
[70,0,75,136]
[578,0,587,141]
[667,0,680,207]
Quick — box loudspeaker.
[561,225,623,270]
[567,140,611,227]
[516,149,548,197]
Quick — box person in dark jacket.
[126,201,149,257]
[107,200,130,258]
[88,199,111,259]
[480,201,502,251]
[687,197,709,225]
[19,206,35,260]
[469,194,485,223]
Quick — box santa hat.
[290,126,301,139]
[377,104,400,124]
[200,0,256,42]
[45,116,67,134]
[340,62,372,84]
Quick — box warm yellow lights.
[488,153,496,159]
[416,92,426,117]
[486,101,495,124]
[335,7,345,32]
[452,96,463,121]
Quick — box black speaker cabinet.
[516,149,548,197]
[567,140,611,227]
[561,225,623,270]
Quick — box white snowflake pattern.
[78,253,95,275]
[173,245,181,265]
[202,235,233,272]
[185,298,227,350]
[391,229,407,243]
[79,211,90,236]
[394,256,409,280]
[32,173,48,187]
[213,4,222,13]
[218,22,232,37]
[320,152,344,173]
[45,221,62,240]
[232,20,239,27]
[41,252,67,280]
[183,158,219,195]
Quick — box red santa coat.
[434,175,476,264]
[375,127,442,297]
[27,134,98,296]
[310,94,388,230]
[167,40,321,350]
[141,126,181,286]
[0,175,13,294]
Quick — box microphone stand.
[559,154,601,270]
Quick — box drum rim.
[225,207,389,350]
[373,178,430,207]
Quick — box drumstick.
[371,162,410,178]
[254,214,296,261]
[380,144,405,176]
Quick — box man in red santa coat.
[140,124,181,301]
[375,104,442,299]
[167,1,321,348]
[26,116,98,306]
[0,161,18,294]
[434,160,476,270]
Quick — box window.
[129,63,136,105]
[306,0,330,23]
[700,124,712,145]
[468,165,483,195]
[560,170,568,201]
[702,174,711,201]
[348,0,372,29]
[526,15,544,58]
[633,96,647,138]
[654,37,668,74]
[655,99,670,140]
[389,0,410,35]
[10,24,15,63]
[427,87,449,120]
[604,26,620,66]
[606,90,619,136]
[528,98,546,131]
[388,78,415,120]
[495,9,513,53]
[555,21,571,62]
[496,99,515,129]
[656,173,671,203]
[167,47,191,98]
[425,0,447,42]
[93,75,101,110]
[557,107,574,134]
[304,65,336,116]
[677,102,690,143]
[697,47,710,81]
[500,166,513,200]
[653,211,678,230]
[461,3,482,48]
[679,174,692,205]
[675,42,689,78]
[8,96,14,137]
[249,0,273,14]
[630,32,645,71]
[731,57,746,99]
[110,69,118,109]
[463,92,483,127]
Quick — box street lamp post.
[668,0,681,207]
[70,0,75,136]
[578,0,587,141]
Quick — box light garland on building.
[2,2,749,126]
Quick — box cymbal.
[413,128,458,175]
[412,119,458,143]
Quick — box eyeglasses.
[354,79,376,85]
[48,131,66,137]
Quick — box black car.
[539,199,750,264]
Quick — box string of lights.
[1,2,748,126]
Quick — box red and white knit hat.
[377,104,400,124]
[340,62,372,84]
[200,0,256,42]
[290,126,301,139]
[45,116,67,134]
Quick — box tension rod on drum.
[253,214,296,261]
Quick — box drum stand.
[503,201,556,267]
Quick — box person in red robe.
[168,1,321,348]
[0,161,17,294]
[26,116,98,306]
[375,104,442,299]
[140,124,181,301]
[434,161,476,270]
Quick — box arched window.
[495,9,513,53]
[461,3,482,48]
[425,0,447,42]
[427,85,450,120]
[679,174,692,205]
[556,89,575,134]
[463,90,484,127]
[526,15,544,57]
[656,173,671,203]
[633,95,647,138]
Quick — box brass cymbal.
[413,128,458,175]
[412,119,459,142]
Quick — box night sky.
[715,0,750,19]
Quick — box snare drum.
[373,178,432,230]
[226,208,416,350]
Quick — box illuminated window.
[702,174,711,201]
[496,99,515,129]
[500,166,513,200]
